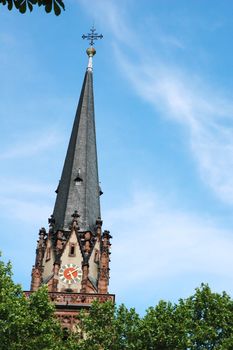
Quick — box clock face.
[59,264,82,285]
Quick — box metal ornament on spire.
[82,26,103,71]
[82,25,103,46]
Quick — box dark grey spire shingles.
[53,70,100,231]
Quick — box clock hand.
[67,267,79,276]
[69,271,76,282]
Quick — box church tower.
[29,27,114,327]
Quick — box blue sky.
[1,0,233,313]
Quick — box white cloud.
[78,0,136,48]
[106,190,233,297]
[0,179,51,196]
[79,0,233,204]
[0,130,61,159]
[0,196,52,225]
[117,56,233,203]
[159,34,185,49]
[0,179,53,225]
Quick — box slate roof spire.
[53,30,103,232]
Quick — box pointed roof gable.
[53,67,100,232]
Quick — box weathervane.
[82,25,103,47]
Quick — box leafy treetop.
[0,0,65,16]
[1,253,233,349]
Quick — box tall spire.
[52,28,103,232]
[31,28,114,315]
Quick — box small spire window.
[74,168,83,184]
[69,243,76,257]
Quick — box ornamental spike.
[82,25,103,71]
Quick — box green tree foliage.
[140,300,187,349]
[69,301,142,350]
[0,256,63,350]
[66,284,233,350]
[184,284,233,349]
[0,0,65,15]
[1,254,233,349]
[136,284,233,350]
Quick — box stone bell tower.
[28,27,114,328]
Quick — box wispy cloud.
[79,0,133,45]
[115,51,233,203]
[0,178,53,224]
[0,130,61,159]
[0,196,52,224]
[105,189,233,300]
[0,179,52,196]
[159,34,185,49]
[79,0,233,204]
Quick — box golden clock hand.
[67,267,79,276]
[69,271,76,282]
